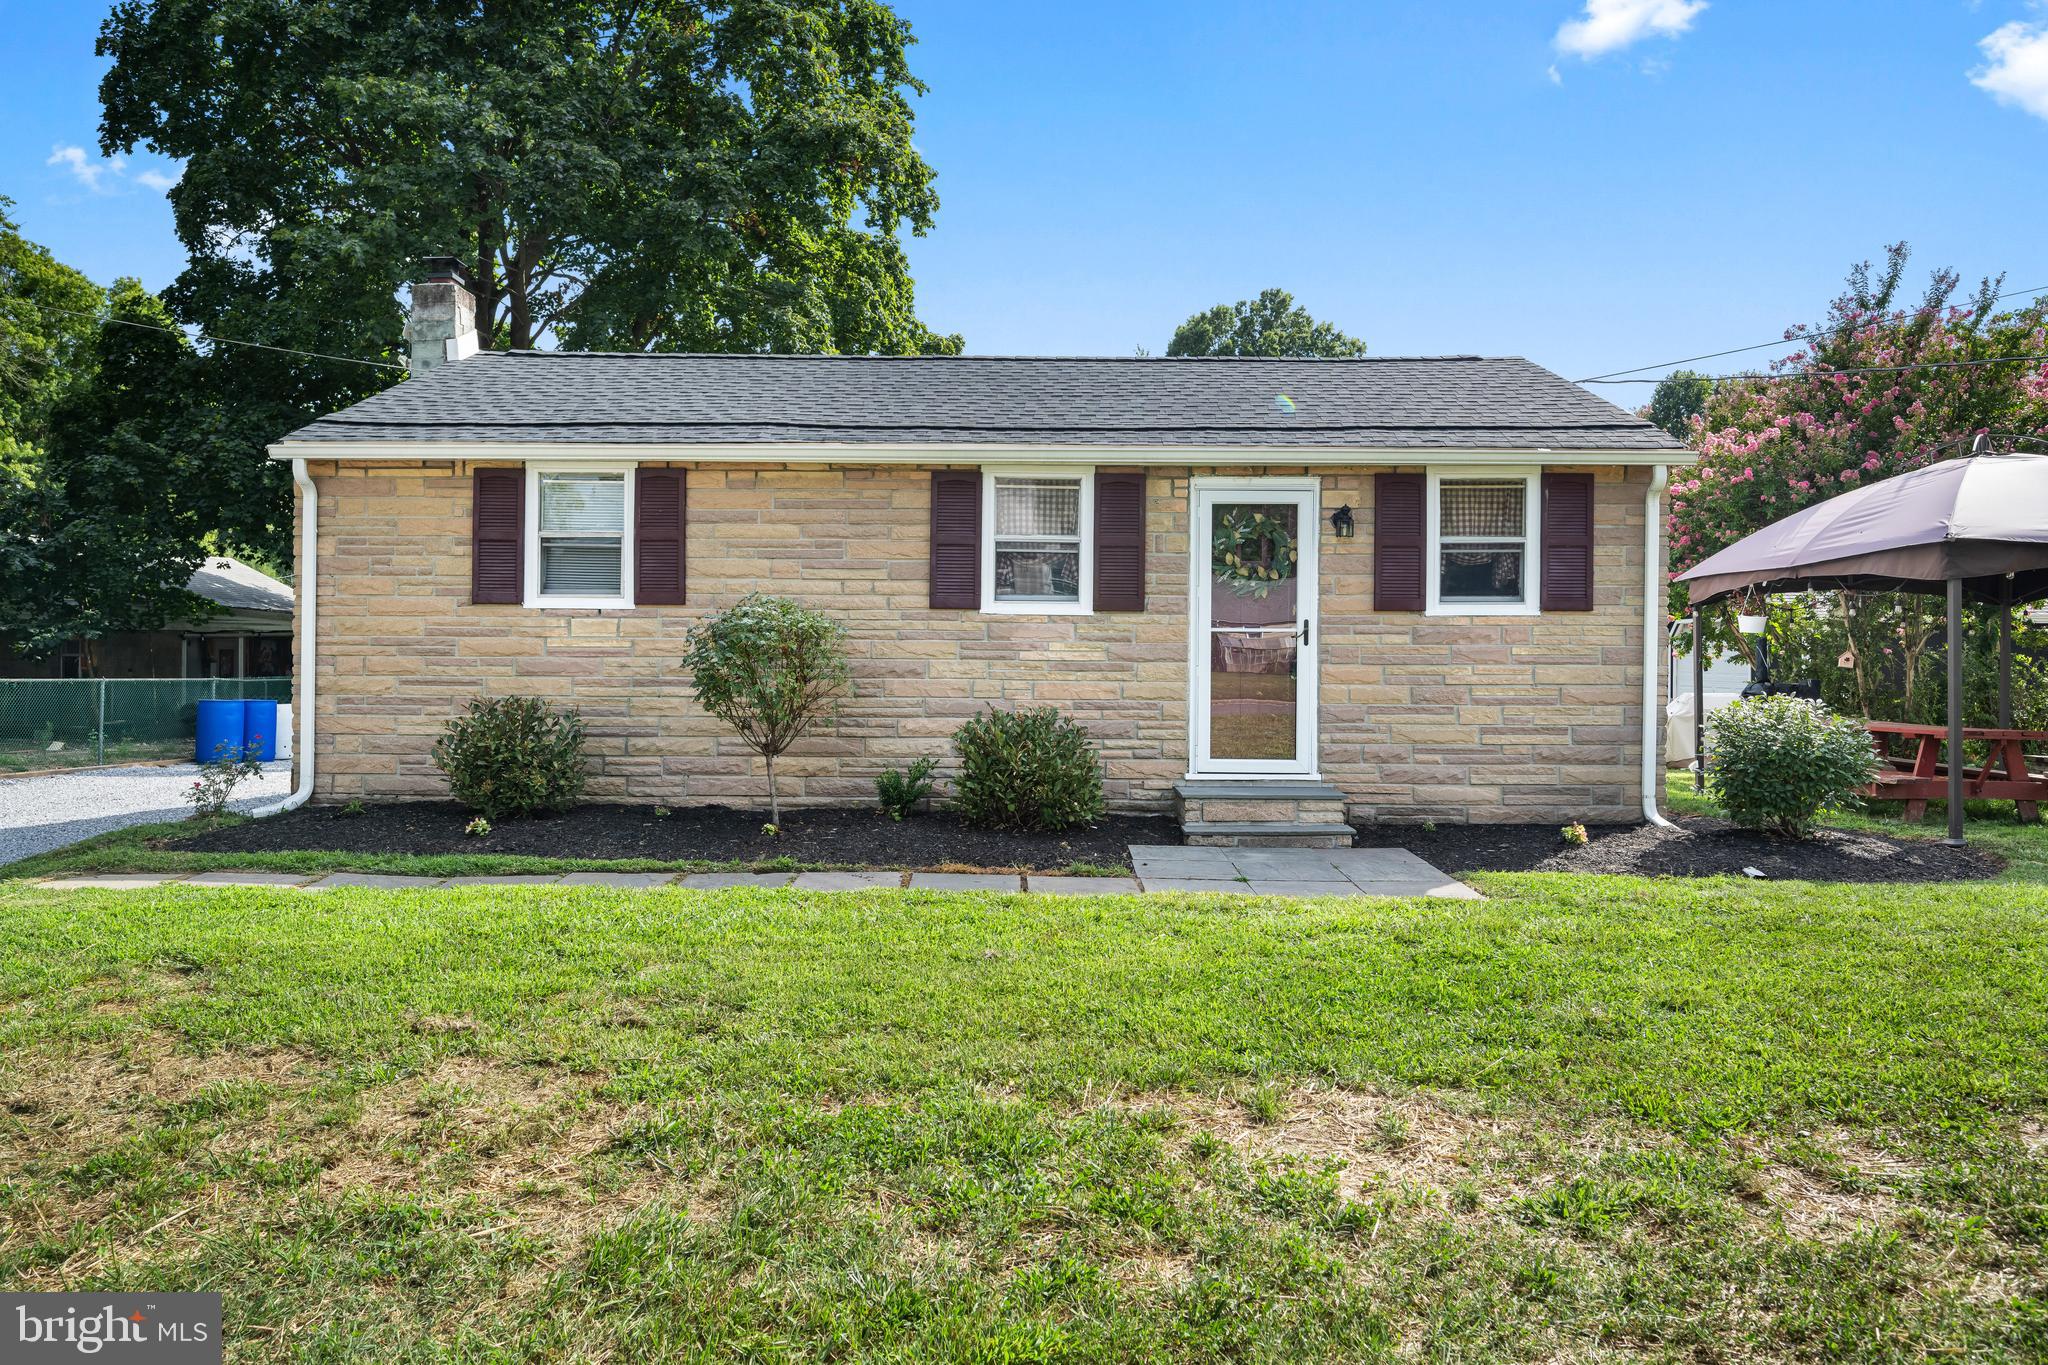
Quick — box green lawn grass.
[2,876,2044,1360]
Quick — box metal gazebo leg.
[1947,576,1966,847]
[1692,609,1706,792]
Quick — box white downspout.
[1641,464,1676,828]
[253,458,316,816]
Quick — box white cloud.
[1546,63,1564,85]
[1554,0,1707,59]
[47,144,124,193]
[45,142,184,196]
[1972,20,2048,120]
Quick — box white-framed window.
[525,464,636,608]
[981,466,1093,615]
[1425,467,1540,616]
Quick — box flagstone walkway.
[23,846,1478,899]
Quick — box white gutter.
[252,458,316,817]
[1642,464,1676,828]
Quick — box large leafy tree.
[100,0,957,354]
[1166,288,1366,358]
[1669,244,2048,720]
[0,197,101,457]
[96,0,961,563]
[1643,368,1711,441]
[0,281,213,662]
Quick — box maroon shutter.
[1373,472,1426,611]
[1093,471,1146,611]
[471,467,523,604]
[929,470,980,608]
[635,467,686,605]
[1540,472,1595,612]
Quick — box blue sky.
[7,0,2048,391]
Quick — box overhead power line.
[1576,280,2048,383]
[1582,350,2048,386]
[31,301,407,372]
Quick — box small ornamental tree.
[681,595,850,826]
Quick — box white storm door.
[1189,479,1320,777]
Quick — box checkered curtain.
[995,479,1080,537]
[1439,481,1523,538]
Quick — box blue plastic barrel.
[241,699,279,762]
[195,699,248,764]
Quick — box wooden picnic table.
[1863,720,2048,823]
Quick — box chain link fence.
[0,678,293,773]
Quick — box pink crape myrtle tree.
[1663,244,2048,722]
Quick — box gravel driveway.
[0,762,292,867]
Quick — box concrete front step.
[1173,780,1356,847]
[1172,781,1349,801]
[1181,821,1356,848]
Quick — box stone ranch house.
[265,266,1690,844]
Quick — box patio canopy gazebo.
[1676,450,2048,845]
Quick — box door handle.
[1300,618,1311,648]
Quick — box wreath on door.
[1211,509,1298,599]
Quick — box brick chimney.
[404,257,479,374]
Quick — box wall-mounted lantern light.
[1330,504,1355,539]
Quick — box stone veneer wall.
[298,460,1663,823]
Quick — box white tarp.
[1667,691,1741,765]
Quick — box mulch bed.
[170,801,1179,872]
[167,800,2000,884]
[1356,817,2002,883]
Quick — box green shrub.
[950,707,1104,832]
[432,695,588,820]
[1705,695,1876,837]
[875,756,939,821]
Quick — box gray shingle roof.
[283,351,1685,451]
[186,557,293,615]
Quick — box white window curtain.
[538,472,625,596]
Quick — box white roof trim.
[270,439,1693,466]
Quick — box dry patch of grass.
[4,1028,315,1145]
[0,1030,715,1292]
[1185,1083,1497,1204]
[1750,1160,1901,1242]
[1729,1127,1927,1244]
[320,1055,606,1190]
[1109,1249,1198,1287]
[1139,1083,1953,1250]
